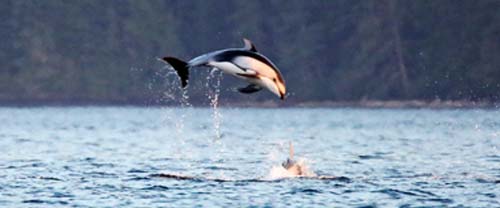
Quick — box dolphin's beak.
[277,81,286,100]
[280,92,285,100]
[259,77,286,99]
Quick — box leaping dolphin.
[162,39,287,99]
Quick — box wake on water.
[151,154,345,182]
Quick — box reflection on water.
[0,107,499,207]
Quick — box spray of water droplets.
[206,68,224,140]
[154,63,193,160]
[155,61,227,173]
[205,68,227,178]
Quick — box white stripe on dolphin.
[161,38,287,99]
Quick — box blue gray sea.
[0,107,499,207]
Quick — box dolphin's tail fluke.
[162,57,189,88]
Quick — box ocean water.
[0,107,499,207]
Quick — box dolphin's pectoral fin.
[243,38,258,52]
[237,84,262,94]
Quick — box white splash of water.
[264,158,317,180]
[177,86,192,139]
[204,68,227,178]
[156,63,193,159]
[206,68,223,140]
[263,142,317,180]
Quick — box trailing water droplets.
[206,68,224,140]
[152,63,194,158]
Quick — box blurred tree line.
[0,0,499,105]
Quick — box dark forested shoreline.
[1,1,499,105]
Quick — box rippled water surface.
[1,107,499,207]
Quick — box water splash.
[176,84,192,143]
[264,142,317,180]
[158,60,223,142]
[155,63,193,159]
[157,61,226,173]
[265,158,317,180]
[205,68,227,178]
[206,68,224,140]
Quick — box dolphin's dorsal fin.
[243,38,258,52]
[289,142,294,161]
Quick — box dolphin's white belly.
[208,61,256,78]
